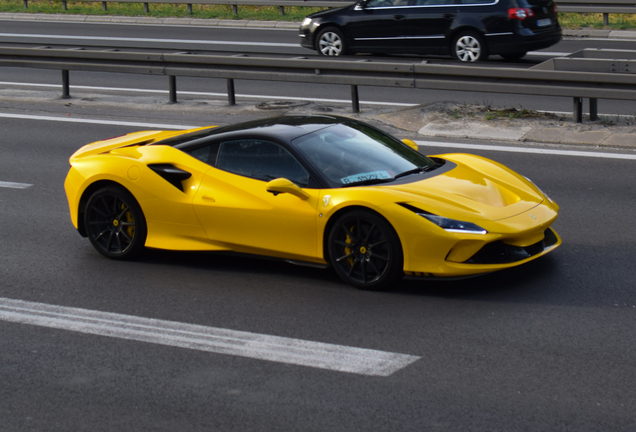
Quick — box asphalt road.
[1,17,636,431]
[3,18,636,115]
[1,104,636,431]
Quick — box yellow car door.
[191,138,322,262]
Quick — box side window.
[415,0,453,5]
[366,0,397,7]
[217,139,310,187]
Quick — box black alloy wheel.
[328,210,403,290]
[316,27,348,56]
[452,31,488,62]
[84,186,147,260]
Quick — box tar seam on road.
[0,297,420,376]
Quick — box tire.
[84,185,147,260]
[452,31,488,62]
[500,52,527,61]
[316,27,348,56]
[327,209,403,290]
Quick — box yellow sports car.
[65,115,560,290]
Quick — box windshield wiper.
[393,165,434,180]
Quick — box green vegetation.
[0,0,325,21]
[559,13,636,30]
[4,1,636,28]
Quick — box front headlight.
[418,212,487,235]
[301,18,313,27]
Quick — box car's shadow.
[137,248,558,302]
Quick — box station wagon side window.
[216,139,310,187]
[414,0,453,5]
[365,0,409,8]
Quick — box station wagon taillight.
[508,8,535,20]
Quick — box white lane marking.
[0,81,417,107]
[0,297,420,376]
[3,112,636,161]
[415,140,636,160]
[0,32,299,47]
[0,113,196,129]
[0,181,33,189]
[526,51,570,57]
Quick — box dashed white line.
[0,297,420,376]
[0,181,33,189]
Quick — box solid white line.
[415,140,636,160]
[0,297,420,376]
[0,32,299,47]
[0,113,196,129]
[0,181,33,189]
[0,81,417,107]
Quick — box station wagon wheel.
[316,27,348,56]
[452,31,488,62]
[328,210,403,290]
[84,185,147,260]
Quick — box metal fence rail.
[1,44,635,122]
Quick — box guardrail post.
[62,0,67,10]
[603,13,609,26]
[351,85,359,113]
[589,98,598,121]
[144,3,149,13]
[187,4,193,14]
[227,79,236,106]
[169,76,177,104]
[62,70,70,99]
[23,0,27,8]
[279,6,284,15]
[573,97,583,123]
[102,2,107,11]
[232,5,238,15]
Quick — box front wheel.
[327,210,403,290]
[452,31,488,62]
[84,185,147,260]
[316,27,348,56]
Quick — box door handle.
[202,196,216,203]
[393,14,405,20]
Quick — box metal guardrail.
[1,44,636,122]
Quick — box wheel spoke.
[367,259,382,277]
[369,239,387,249]
[363,224,376,244]
[371,253,389,262]
[347,258,359,276]
[335,251,356,263]
[93,228,109,242]
[119,229,133,242]
[106,231,114,252]
[334,239,353,248]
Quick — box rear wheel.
[452,31,488,62]
[316,27,348,56]
[327,210,403,290]
[84,185,147,260]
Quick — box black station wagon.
[299,0,561,61]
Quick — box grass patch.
[0,0,327,20]
[559,12,636,30]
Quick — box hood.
[387,154,544,221]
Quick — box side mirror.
[402,139,419,151]
[266,178,310,200]
[355,0,367,9]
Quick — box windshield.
[291,122,437,188]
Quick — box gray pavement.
[2,12,636,149]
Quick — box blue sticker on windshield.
[341,170,392,185]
